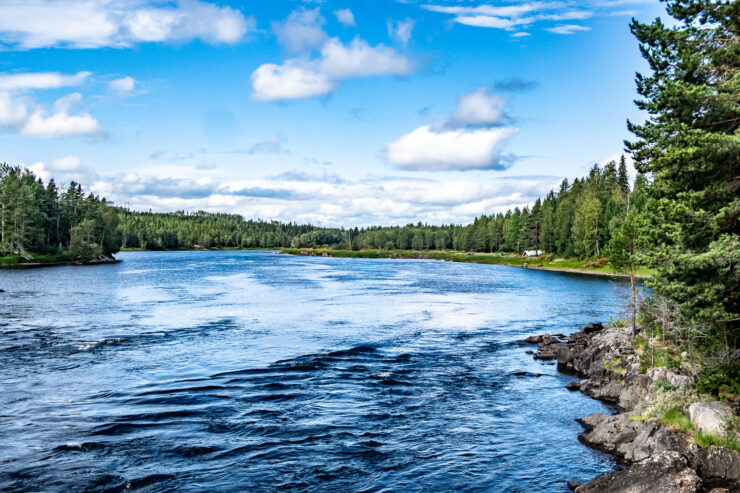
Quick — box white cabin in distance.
[522,250,544,257]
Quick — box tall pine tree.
[626,0,739,333]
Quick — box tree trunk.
[630,265,637,338]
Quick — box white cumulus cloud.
[252,37,413,101]
[319,38,412,79]
[448,87,507,127]
[334,8,356,27]
[29,156,100,185]
[0,71,91,91]
[0,92,28,126]
[384,86,518,171]
[384,125,517,171]
[0,89,103,138]
[21,93,103,137]
[109,76,137,95]
[251,63,334,102]
[0,0,254,49]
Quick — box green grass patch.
[0,255,20,265]
[604,356,626,374]
[1,250,78,266]
[661,409,693,433]
[635,340,683,374]
[694,430,740,451]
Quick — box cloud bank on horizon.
[0,0,659,226]
[0,0,253,49]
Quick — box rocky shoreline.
[521,323,739,492]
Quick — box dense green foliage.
[118,210,318,250]
[0,164,120,261]
[627,0,739,330]
[694,361,740,398]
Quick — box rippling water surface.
[0,251,630,492]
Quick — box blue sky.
[0,0,665,226]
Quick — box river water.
[0,251,630,492]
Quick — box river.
[0,250,631,492]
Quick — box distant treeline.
[118,211,316,250]
[0,164,120,260]
[2,157,642,261]
[347,157,643,257]
[118,156,643,260]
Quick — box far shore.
[280,248,651,279]
[1,248,650,280]
[0,256,120,269]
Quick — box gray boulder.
[689,401,733,436]
[578,413,634,454]
[575,451,702,493]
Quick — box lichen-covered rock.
[575,451,701,493]
[688,401,733,436]
[618,422,690,462]
[646,366,693,390]
[577,413,634,454]
[618,380,646,411]
[577,412,689,463]
[687,444,740,489]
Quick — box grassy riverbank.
[0,252,118,268]
[281,248,652,278]
[0,252,74,266]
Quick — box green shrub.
[694,430,740,451]
[694,361,740,400]
[661,409,692,433]
[643,388,704,419]
[655,380,678,392]
[0,255,20,265]
[637,344,682,373]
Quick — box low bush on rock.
[661,409,692,434]
[693,430,740,452]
